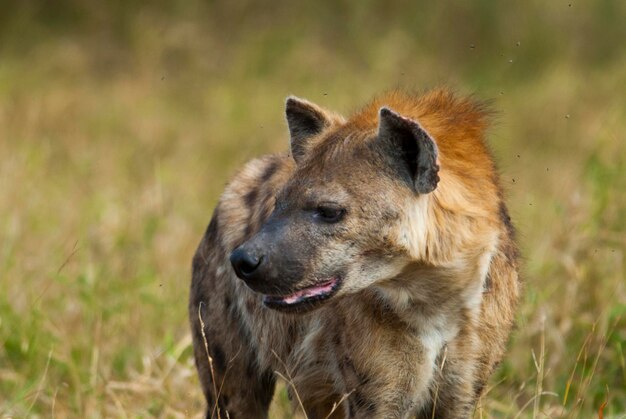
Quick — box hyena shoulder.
[190,154,292,298]
[208,154,294,251]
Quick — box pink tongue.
[281,280,336,304]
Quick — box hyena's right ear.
[285,97,336,163]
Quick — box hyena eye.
[314,205,346,223]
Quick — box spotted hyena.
[189,89,520,418]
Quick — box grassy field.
[1,1,625,417]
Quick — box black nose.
[230,247,263,279]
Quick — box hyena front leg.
[191,304,276,418]
[417,363,476,419]
[418,326,481,419]
[343,379,430,419]
[190,252,276,418]
[339,347,436,418]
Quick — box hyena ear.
[378,107,440,194]
[285,96,333,163]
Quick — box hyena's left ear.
[378,107,440,194]
[285,97,335,163]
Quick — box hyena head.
[230,96,440,312]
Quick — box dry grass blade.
[562,331,593,407]
[57,240,79,275]
[324,390,354,419]
[24,348,53,416]
[105,387,129,419]
[431,345,448,419]
[597,384,609,419]
[198,301,221,419]
[214,346,242,417]
[571,316,620,419]
[272,349,308,419]
[51,387,59,418]
[512,392,559,419]
[533,315,546,418]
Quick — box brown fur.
[189,89,520,418]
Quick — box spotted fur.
[189,89,520,418]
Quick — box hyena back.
[190,89,520,418]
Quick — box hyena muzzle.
[189,89,520,419]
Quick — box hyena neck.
[373,239,496,339]
[391,181,500,319]
[396,176,500,264]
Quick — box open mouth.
[262,277,342,312]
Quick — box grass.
[0,1,625,417]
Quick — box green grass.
[1,1,625,417]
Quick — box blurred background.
[0,0,624,417]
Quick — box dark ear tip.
[285,96,298,111]
[379,107,393,117]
